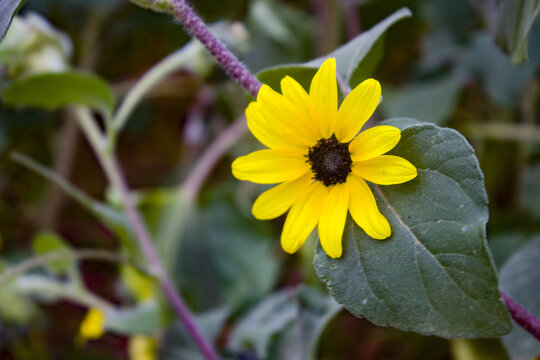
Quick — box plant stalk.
[501,290,540,341]
[74,107,220,360]
[170,0,261,97]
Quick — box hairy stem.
[501,291,540,340]
[74,107,220,360]
[170,0,261,97]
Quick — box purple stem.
[501,290,540,340]
[171,0,261,98]
[109,155,221,360]
[341,0,361,39]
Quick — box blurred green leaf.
[451,338,510,360]
[467,31,540,108]
[106,301,160,335]
[32,231,73,275]
[0,261,38,324]
[381,68,465,125]
[314,119,512,338]
[158,308,228,360]
[0,0,25,42]
[523,163,540,219]
[500,236,540,359]
[228,286,340,360]
[489,232,532,268]
[177,196,279,312]
[2,71,114,115]
[308,7,411,86]
[495,0,540,65]
[256,7,411,91]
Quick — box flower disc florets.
[306,135,352,186]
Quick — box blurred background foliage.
[0,0,540,359]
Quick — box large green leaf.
[257,7,411,91]
[314,119,512,338]
[2,71,114,115]
[0,0,25,42]
[499,237,540,359]
[228,286,341,360]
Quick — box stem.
[182,117,247,201]
[74,107,220,360]
[461,122,540,142]
[114,41,206,132]
[170,0,261,97]
[341,0,361,38]
[17,275,113,310]
[501,290,540,341]
[0,249,127,287]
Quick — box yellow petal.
[246,102,307,152]
[353,155,417,185]
[232,149,310,184]
[348,174,391,239]
[257,85,318,146]
[309,58,337,138]
[252,173,313,220]
[78,308,105,343]
[281,76,310,111]
[318,183,350,258]
[349,125,401,161]
[281,181,328,254]
[335,78,381,142]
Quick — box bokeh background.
[1,0,539,359]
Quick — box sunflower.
[232,58,417,258]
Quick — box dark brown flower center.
[306,135,352,186]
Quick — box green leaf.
[495,0,540,65]
[106,301,160,335]
[228,286,341,360]
[2,71,114,115]
[451,338,510,360]
[0,260,38,324]
[314,119,512,338]
[256,7,411,91]
[466,32,540,108]
[499,237,540,359]
[381,68,465,126]
[307,7,411,86]
[32,231,74,275]
[158,308,229,360]
[177,196,279,312]
[0,0,26,42]
[488,232,531,268]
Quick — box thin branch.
[74,107,221,360]
[114,41,205,132]
[170,0,261,97]
[182,116,247,201]
[501,290,540,341]
[341,0,362,38]
[461,122,540,142]
[0,249,127,287]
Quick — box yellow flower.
[77,308,105,345]
[129,335,156,360]
[232,58,417,259]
